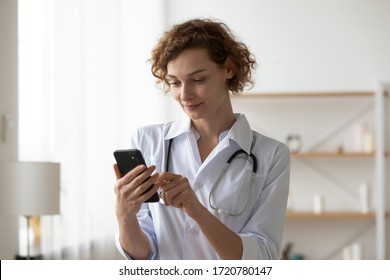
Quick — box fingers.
[155,172,177,185]
[114,164,160,218]
[159,176,186,193]
[158,174,190,207]
[114,164,157,199]
[155,172,181,192]
[115,164,147,191]
[161,183,185,207]
[123,165,148,183]
[133,173,159,200]
[131,165,155,188]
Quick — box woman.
[114,18,290,260]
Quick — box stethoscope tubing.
[165,137,258,216]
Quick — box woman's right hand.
[113,164,159,219]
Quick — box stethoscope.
[165,136,258,216]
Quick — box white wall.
[0,0,19,259]
[164,0,390,259]
[165,0,390,93]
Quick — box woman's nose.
[180,83,194,101]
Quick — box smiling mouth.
[183,103,202,111]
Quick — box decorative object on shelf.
[313,194,324,214]
[351,242,362,260]
[290,253,304,260]
[285,134,302,153]
[342,245,352,260]
[281,242,304,260]
[354,122,365,152]
[342,242,362,260]
[359,181,371,214]
[282,242,293,260]
[354,122,375,153]
[0,161,61,260]
[363,131,375,153]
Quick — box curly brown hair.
[150,18,257,95]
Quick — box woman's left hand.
[157,172,243,259]
[156,172,202,217]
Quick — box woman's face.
[166,48,233,121]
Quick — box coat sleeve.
[115,128,159,260]
[239,144,290,259]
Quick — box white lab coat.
[116,114,290,259]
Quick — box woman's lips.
[183,103,202,111]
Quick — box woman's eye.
[193,78,205,83]
[169,81,181,87]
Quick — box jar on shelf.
[286,134,302,153]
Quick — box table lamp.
[0,161,60,259]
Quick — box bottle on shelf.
[359,181,371,214]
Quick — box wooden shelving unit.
[234,85,388,259]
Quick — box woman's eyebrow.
[167,69,207,79]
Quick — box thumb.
[113,164,122,180]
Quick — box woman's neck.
[192,115,235,141]
[192,112,236,162]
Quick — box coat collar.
[164,113,254,154]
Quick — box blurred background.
[0,0,389,259]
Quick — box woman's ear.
[224,57,235,79]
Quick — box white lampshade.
[0,161,60,216]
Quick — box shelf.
[291,151,376,158]
[291,151,389,158]
[236,91,375,98]
[286,211,380,219]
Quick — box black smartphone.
[113,149,159,203]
